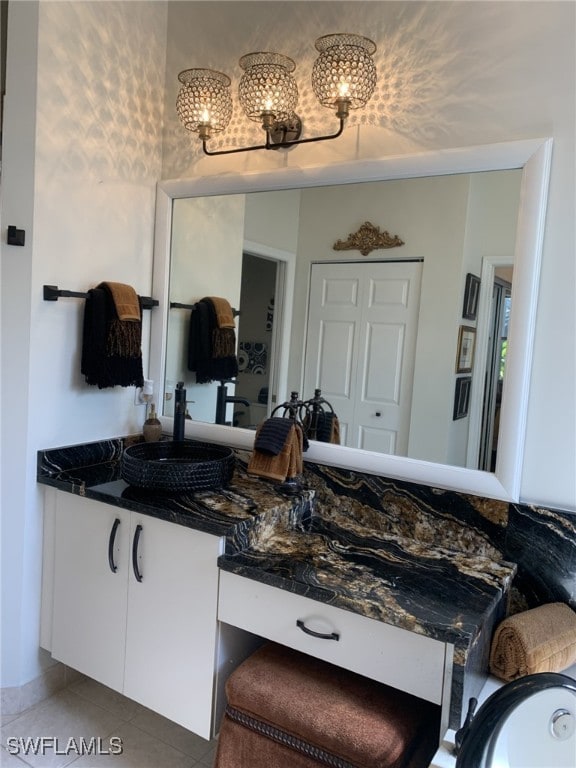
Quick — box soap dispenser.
[143,402,162,442]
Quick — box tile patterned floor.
[0,678,217,768]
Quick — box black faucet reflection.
[215,380,250,425]
[173,381,187,441]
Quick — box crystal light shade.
[312,33,377,112]
[176,33,379,155]
[176,69,233,136]
[238,52,299,124]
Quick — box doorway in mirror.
[479,274,512,471]
[234,252,279,428]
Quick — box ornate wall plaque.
[333,221,404,256]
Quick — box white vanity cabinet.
[44,490,224,738]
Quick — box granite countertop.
[37,437,517,728]
[221,505,516,651]
[37,437,314,538]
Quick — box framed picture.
[456,325,476,373]
[462,273,480,320]
[453,376,472,420]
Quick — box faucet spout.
[226,396,251,408]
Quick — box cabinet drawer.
[218,571,447,704]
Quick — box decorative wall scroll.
[333,221,404,256]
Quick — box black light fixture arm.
[201,116,346,157]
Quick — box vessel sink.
[121,440,235,492]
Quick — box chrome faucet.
[173,381,187,441]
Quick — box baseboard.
[1,663,84,715]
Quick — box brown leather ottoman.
[213,642,441,768]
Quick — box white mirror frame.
[149,137,552,502]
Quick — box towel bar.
[43,284,158,309]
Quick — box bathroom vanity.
[38,438,517,743]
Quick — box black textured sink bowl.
[121,440,235,492]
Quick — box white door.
[52,494,130,690]
[304,261,422,454]
[123,514,222,738]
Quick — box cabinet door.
[123,514,222,738]
[52,493,130,691]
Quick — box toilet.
[455,671,576,768]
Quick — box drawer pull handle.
[296,619,340,641]
[108,518,121,573]
[132,524,143,583]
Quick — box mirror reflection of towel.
[315,412,341,444]
[188,298,238,383]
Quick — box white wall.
[167,195,245,420]
[1,1,167,689]
[162,1,575,511]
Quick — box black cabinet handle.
[296,619,340,641]
[108,518,120,573]
[132,524,143,582]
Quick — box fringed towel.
[81,282,144,389]
[489,602,576,681]
[187,297,238,383]
[248,419,304,482]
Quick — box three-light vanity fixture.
[176,33,377,156]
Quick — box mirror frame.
[149,137,552,502]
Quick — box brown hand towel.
[208,296,236,329]
[103,281,141,321]
[287,423,304,478]
[489,602,576,681]
[248,421,295,482]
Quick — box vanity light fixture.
[176,33,377,156]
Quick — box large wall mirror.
[149,138,552,502]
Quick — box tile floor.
[1,678,217,768]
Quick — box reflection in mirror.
[164,171,522,472]
[150,139,552,501]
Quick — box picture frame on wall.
[462,273,480,320]
[456,325,476,373]
[453,376,472,420]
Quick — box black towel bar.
[43,284,158,309]
[170,300,239,316]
